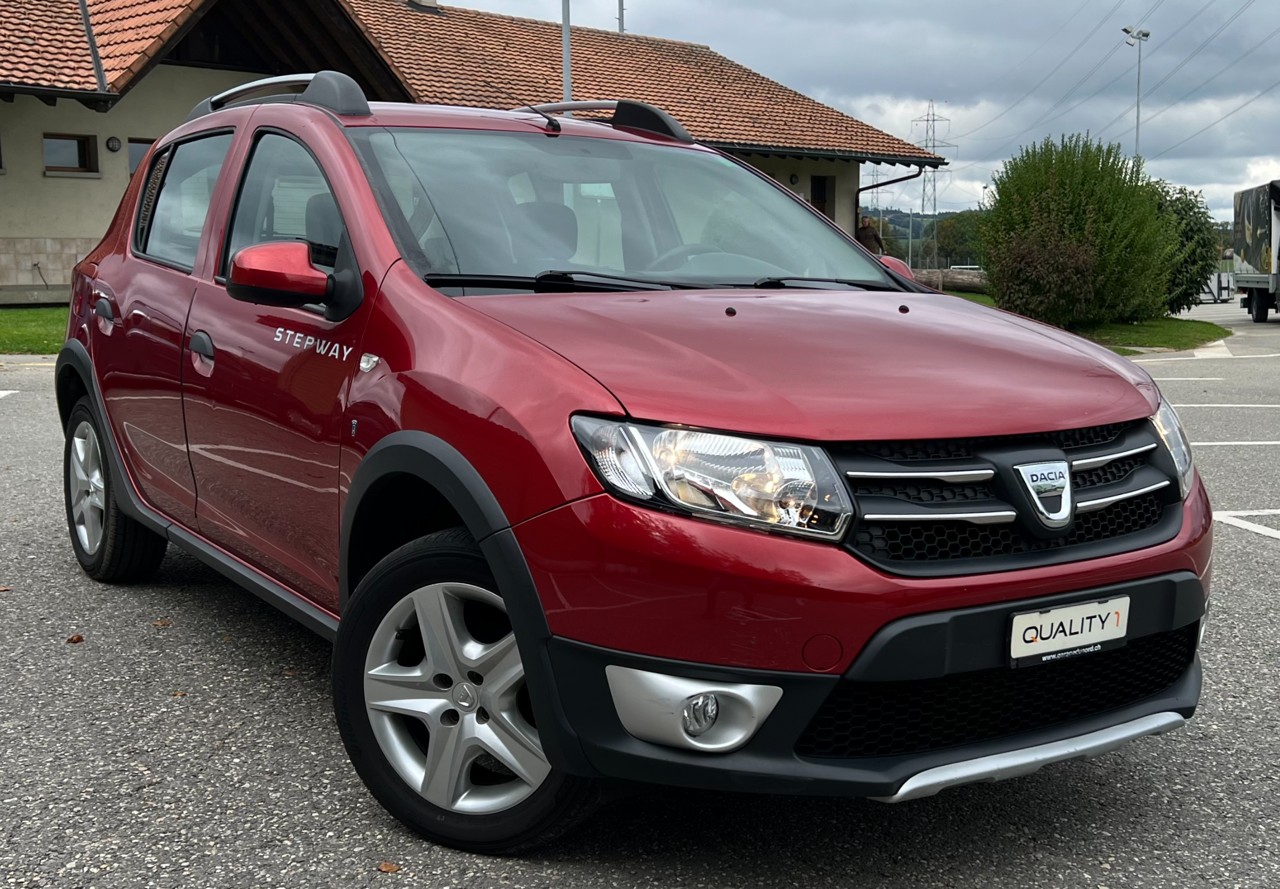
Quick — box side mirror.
[878,254,915,281]
[227,241,332,307]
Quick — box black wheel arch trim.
[340,430,593,774]
[55,339,341,640]
[57,340,169,536]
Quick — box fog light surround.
[605,666,783,753]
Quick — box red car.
[57,72,1211,853]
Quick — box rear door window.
[135,133,233,270]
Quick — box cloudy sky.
[447,0,1280,220]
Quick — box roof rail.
[514,100,694,143]
[186,71,371,122]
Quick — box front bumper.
[546,571,1204,798]
[515,482,1212,674]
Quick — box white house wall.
[1,66,871,294]
[0,66,263,291]
[737,155,860,235]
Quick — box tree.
[1213,219,1233,256]
[880,228,906,260]
[980,135,1174,329]
[925,211,984,264]
[1153,182,1220,315]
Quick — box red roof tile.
[0,0,939,166]
[342,0,942,164]
[0,0,100,92]
[86,0,208,91]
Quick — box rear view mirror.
[227,241,331,307]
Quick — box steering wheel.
[645,242,724,271]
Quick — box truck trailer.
[1235,180,1280,322]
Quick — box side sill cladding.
[341,431,593,774]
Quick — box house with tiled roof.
[0,0,943,296]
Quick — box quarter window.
[135,133,233,270]
[225,133,344,273]
[43,134,98,173]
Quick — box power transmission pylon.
[913,101,955,272]
[870,168,882,234]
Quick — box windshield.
[351,127,894,291]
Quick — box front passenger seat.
[305,192,342,267]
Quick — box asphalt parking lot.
[1,300,1278,888]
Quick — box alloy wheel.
[68,420,107,556]
[362,581,550,814]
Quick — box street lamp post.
[1122,26,1150,158]
[562,0,573,109]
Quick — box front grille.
[852,493,1165,562]
[837,420,1182,575]
[1074,455,1145,488]
[854,423,1131,463]
[852,481,996,504]
[795,623,1197,759]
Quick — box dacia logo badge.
[1015,460,1073,529]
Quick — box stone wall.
[0,237,100,288]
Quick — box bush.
[980,135,1174,328]
[1154,182,1219,315]
[982,211,1097,328]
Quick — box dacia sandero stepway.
[57,71,1212,853]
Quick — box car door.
[92,130,237,528]
[182,128,371,612]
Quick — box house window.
[43,134,98,173]
[128,139,155,175]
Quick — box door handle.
[93,297,116,322]
[190,330,215,359]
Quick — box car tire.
[63,397,168,582]
[1251,290,1270,323]
[333,528,599,854]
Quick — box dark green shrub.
[980,135,1174,327]
[1154,182,1219,315]
[983,209,1097,328]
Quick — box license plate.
[1010,596,1130,666]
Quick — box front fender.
[339,431,593,774]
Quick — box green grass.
[946,290,996,307]
[0,307,69,354]
[1071,317,1229,353]
[944,291,1228,354]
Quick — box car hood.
[465,289,1159,441]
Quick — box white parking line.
[1215,511,1280,540]
[1194,341,1233,359]
[1192,441,1280,446]
[0,390,17,399]
[1137,352,1280,363]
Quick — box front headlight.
[572,416,853,538]
[1152,399,1194,497]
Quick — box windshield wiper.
[424,270,687,293]
[750,276,889,291]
